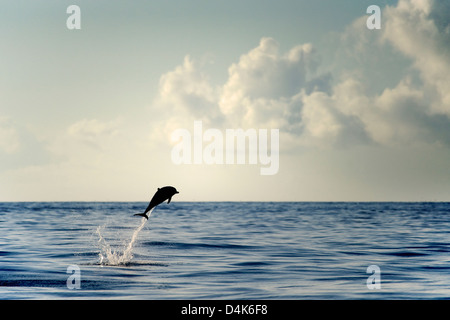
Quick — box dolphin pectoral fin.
[167,197,172,204]
[134,213,148,220]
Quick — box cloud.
[0,117,20,154]
[157,56,222,125]
[221,38,319,103]
[151,37,369,149]
[347,0,450,146]
[301,90,371,147]
[151,0,450,152]
[1,117,160,201]
[382,0,450,116]
[67,118,123,149]
[153,38,334,149]
[303,0,450,147]
[218,37,330,129]
[44,117,137,167]
[4,0,450,201]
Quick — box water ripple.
[1,202,450,299]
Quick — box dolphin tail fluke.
[134,213,148,220]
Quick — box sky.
[1,0,450,201]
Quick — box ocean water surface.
[1,202,449,299]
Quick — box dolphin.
[134,186,179,220]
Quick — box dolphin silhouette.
[134,186,179,220]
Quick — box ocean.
[0,202,449,299]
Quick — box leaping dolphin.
[134,186,179,220]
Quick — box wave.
[141,241,255,250]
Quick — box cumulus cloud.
[382,0,450,116]
[37,117,130,179]
[157,56,222,125]
[218,38,330,129]
[340,0,450,146]
[153,37,334,148]
[13,117,155,200]
[152,0,450,151]
[301,0,450,147]
[220,38,319,105]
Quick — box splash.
[96,217,147,266]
